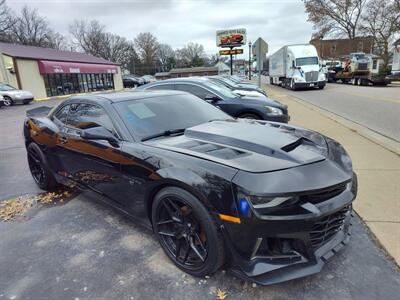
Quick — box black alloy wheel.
[27,143,57,190]
[152,187,224,277]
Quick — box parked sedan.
[139,77,289,123]
[24,90,357,285]
[0,83,34,106]
[208,76,267,97]
[122,75,144,88]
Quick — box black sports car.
[23,90,357,285]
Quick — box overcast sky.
[7,0,314,58]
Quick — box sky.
[7,0,315,58]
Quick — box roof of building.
[169,66,218,74]
[0,42,118,65]
[155,72,171,76]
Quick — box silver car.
[0,83,34,106]
[0,95,4,108]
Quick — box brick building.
[310,36,375,59]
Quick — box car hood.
[234,95,287,109]
[144,119,329,173]
[233,89,266,98]
[237,83,260,89]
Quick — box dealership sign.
[216,28,246,47]
[219,49,244,55]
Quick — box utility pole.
[248,41,252,80]
[229,46,233,75]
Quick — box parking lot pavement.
[0,98,399,299]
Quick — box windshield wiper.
[141,128,185,141]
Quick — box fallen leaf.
[216,288,227,300]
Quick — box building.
[215,61,230,75]
[154,66,219,80]
[0,42,123,99]
[310,36,375,59]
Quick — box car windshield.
[0,84,16,91]
[114,94,232,139]
[202,80,238,98]
[296,57,318,66]
[216,77,238,87]
[228,76,241,83]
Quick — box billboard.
[216,28,246,47]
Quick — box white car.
[0,83,34,106]
[0,95,4,108]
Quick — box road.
[263,76,400,142]
[0,99,399,299]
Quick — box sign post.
[252,37,268,87]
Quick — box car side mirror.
[204,94,220,103]
[81,126,120,147]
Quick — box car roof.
[160,77,211,83]
[67,90,188,103]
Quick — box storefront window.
[43,73,114,97]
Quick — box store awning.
[38,60,118,74]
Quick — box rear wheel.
[152,187,225,277]
[27,143,58,190]
[3,96,13,106]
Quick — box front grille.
[357,62,368,70]
[309,206,351,249]
[301,184,347,205]
[305,71,319,82]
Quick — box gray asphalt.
[0,99,399,299]
[263,77,400,142]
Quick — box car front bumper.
[221,174,357,285]
[294,81,325,88]
[14,97,34,104]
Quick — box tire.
[3,96,13,106]
[318,85,325,90]
[152,187,225,277]
[27,143,58,191]
[238,113,261,120]
[290,79,297,90]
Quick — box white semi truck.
[269,44,326,90]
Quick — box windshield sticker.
[127,103,156,119]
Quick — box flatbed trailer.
[328,72,391,86]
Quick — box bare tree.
[360,0,400,70]
[0,0,14,36]
[177,42,205,67]
[304,0,368,39]
[157,43,175,71]
[7,5,63,48]
[69,20,107,57]
[103,33,138,72]
[134,32,159,74]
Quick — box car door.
[59,102,127,203]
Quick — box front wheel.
[3,96,13,106]
[152,187,225,277]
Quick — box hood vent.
[175,140,249,160]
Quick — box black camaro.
[23,90,357,285]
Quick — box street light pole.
[248,41,252,80]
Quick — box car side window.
[53,105,70,124]
[147,84,174,90]
[66,103,118,137]
[175,84,209,99]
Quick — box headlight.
[265,106,283,115]
[249,195,299,209]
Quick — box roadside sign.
[252,37,268,87]
[219,49,244,55]
[252,37,268,56]
[216,28,246,47]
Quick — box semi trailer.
[269,44,326,90]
